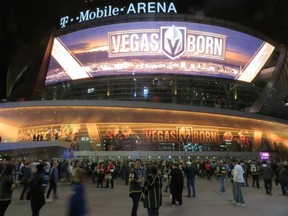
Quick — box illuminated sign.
[192,128,219,143]
[108,26,226,60]
[60,1,177,28]
[46,21,274,85]
[143,127,218,144]
[144,130,177,143]
[17,123,283,152]
[18,127,51,142]
[260,152,270,160]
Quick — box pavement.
[5,177,288,216]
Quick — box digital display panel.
[45,21,275,85]
[16,123,279,152]
[260,152,270,160]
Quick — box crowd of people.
[0,157,287,216]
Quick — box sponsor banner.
[51,124,82,141]
[17,124,278,152]
[17,124,82,142]
[18,127,51,142]
[97,124,220,151]
[59,1,178,28]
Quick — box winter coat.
[29,173,45,210]
[278,165,288,185]
[260,164,273,181]
[169,167,184,193]
[0,175,14,201]
[142,173,162,209]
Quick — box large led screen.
[45,21,275,85]
[16,123,285,152]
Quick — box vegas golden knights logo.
[160,25,187,60]
[177,126,193,144]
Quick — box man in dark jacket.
[46,160,59,201]
[19,162,33,200]
[278,161,288,196]
[183,161,197,197]
[29,164,45,216]
[169,162,184,206]
[260,160,273,195]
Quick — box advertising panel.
[17,123,281,153]
[96,124,255,152]
[17,124,82,142]
[46,21,274,85]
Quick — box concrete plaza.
[5,177,288,216]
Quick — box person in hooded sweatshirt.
[259,160,273,195]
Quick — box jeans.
[47,180,57,199]
[232,182,236,201]
[130,192,141,216]
[186,178,196,197]
[218,176,225,192]
[235,182,245,204]
[20,181,30,200]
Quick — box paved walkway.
[5,177,288,216]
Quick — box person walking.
[121,160,130,185]
[67,167,88,216]
[250,160,261,188]
[260,160,273,195]
[230,164,236,203]
[183,161,197,197]
[142,164,162,216]
[46,160,59,201]
[105,160,115,189]
[240,161,249,187]
[19,162,33,200]
[29,164,46,216]
[96,162,105,188]
[0,164,17,216]
[232,159,245,206]
[278,161,288,195]
[215,161,227,193]
[169,162,184,206]
[129,159,145,216]
[42,160,51,193]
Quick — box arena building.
[0,0,288,161]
